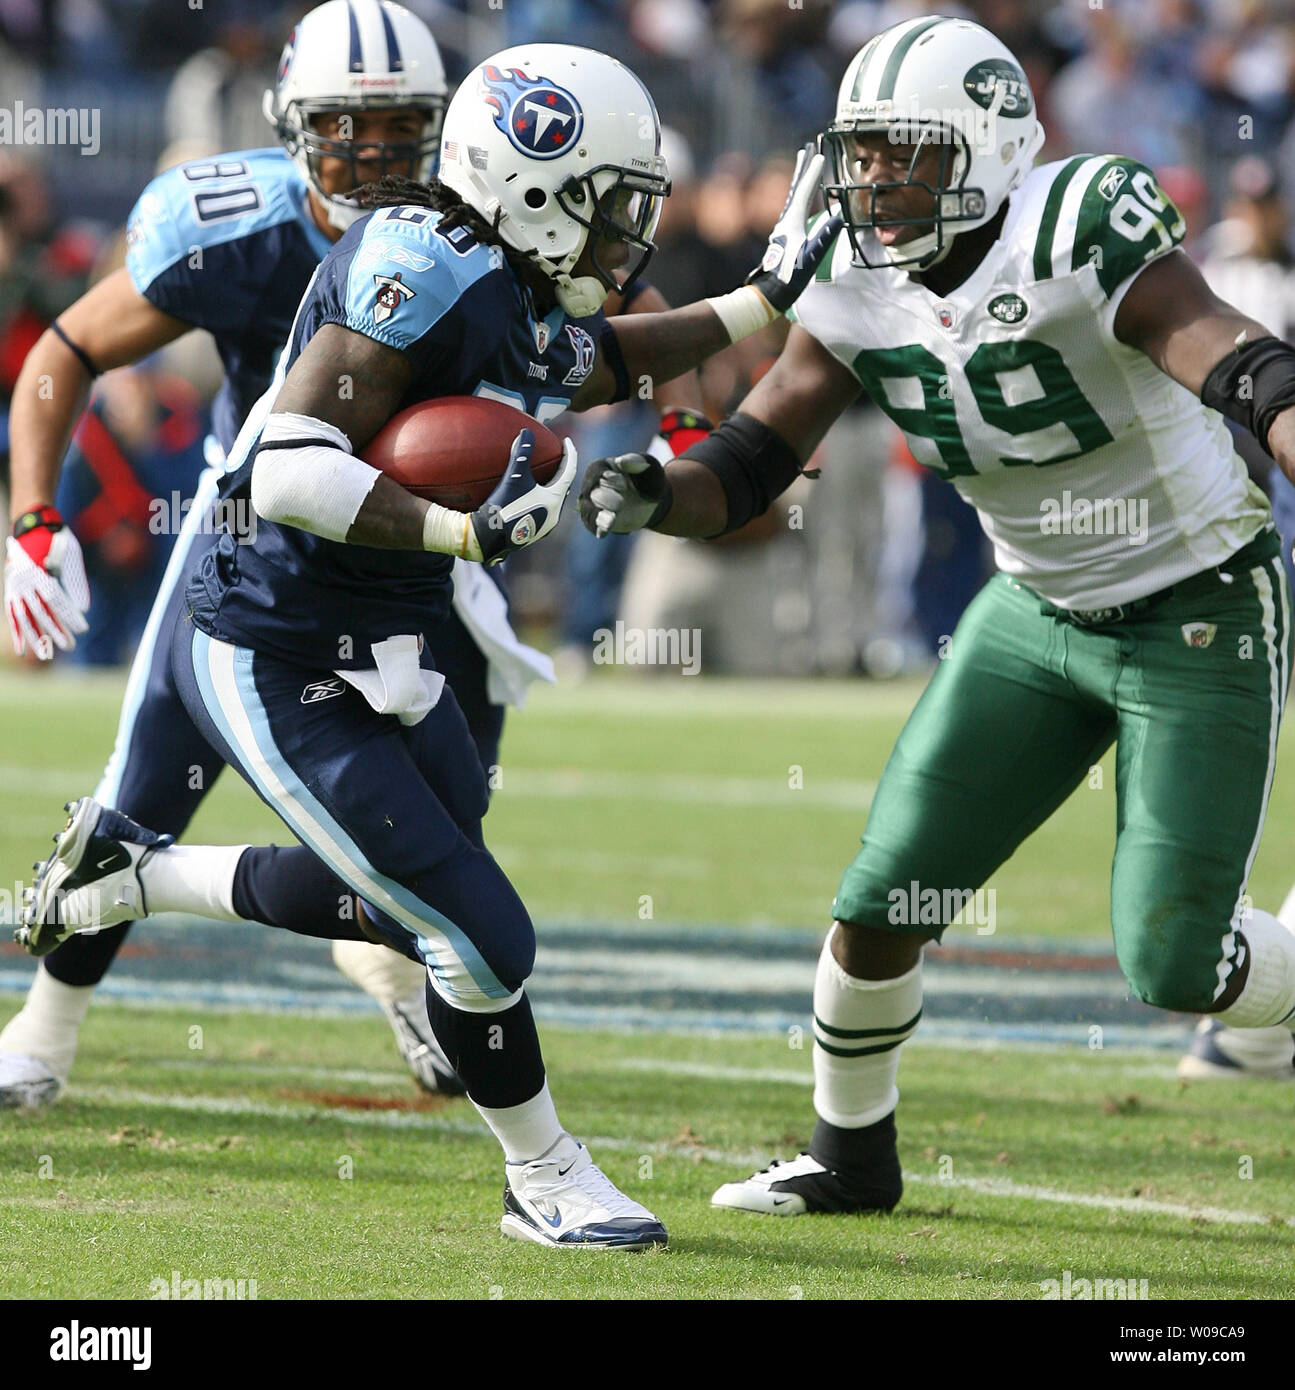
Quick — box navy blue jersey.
[126,148,334,453]
[189,204,603,669]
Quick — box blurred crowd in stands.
[5,0,1295,674]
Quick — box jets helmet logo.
[373,272,415,324]
[482,65,583,161]
[962,59,1033,116]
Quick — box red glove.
[646,408,715,464]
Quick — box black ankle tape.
[809,1111,896,1176]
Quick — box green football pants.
[834,529,1291,1012]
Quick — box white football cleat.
[1176,1019,1295,1080]
[15,798,172,956]
[502,1134,667,1250]
[381,991,466,1097]
[713,1119,902,1216]
[0,1052,61,1108]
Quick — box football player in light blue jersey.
[0,0,473,1106]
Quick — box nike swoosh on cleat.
[539,1206,562,1228]
[90,847,131,875]
[771,1196,793,1207]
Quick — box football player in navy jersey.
[18,43,837,1249]
[0,0,477,1106]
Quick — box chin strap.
[554,272,609,319]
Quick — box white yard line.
[904,1173,1295,1228]
[65,1082,1291,1230]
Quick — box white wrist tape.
[250,412,381,543]
[705,285,779,344]
[422,503,482,561]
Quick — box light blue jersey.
[125,148,334,452]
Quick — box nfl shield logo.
[534,320,551,354]
[937,306,955,328]
[1181,622,1217,648]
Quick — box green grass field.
[2,667,1294,1300]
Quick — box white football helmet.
[265,0,448,231]
[823,15,1045,269]
[438,44,669,317]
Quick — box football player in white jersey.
[581,14,1295,1214]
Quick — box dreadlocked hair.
[351,175,547,290]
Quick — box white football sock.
[1216,910,1295,1029]
[331,938,427,1007]
[477,1080,563,1164]
[812,926,923,1129]
[137,844,249,921]
[0,966,94,1082]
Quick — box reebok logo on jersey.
[1181,623,1218,649]
[373,272,415,324]
[301,678,347,704]
[1098,166,1128,202]
[383,244,436,273]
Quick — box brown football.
[361,396,564,510]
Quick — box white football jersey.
[790,155,1271,610]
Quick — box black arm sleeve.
[599,320,632,405]
[680,411,804,535]
[1200,335,1295,456]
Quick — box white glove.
[746,143,841,314]
[471,433,578,564]
[5,514,90,659]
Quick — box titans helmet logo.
[481,65,583,161]
[276,27,297,87]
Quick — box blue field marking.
[0,918,1189,1048]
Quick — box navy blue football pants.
[170,612,545,1108]
[43,473,505,989]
